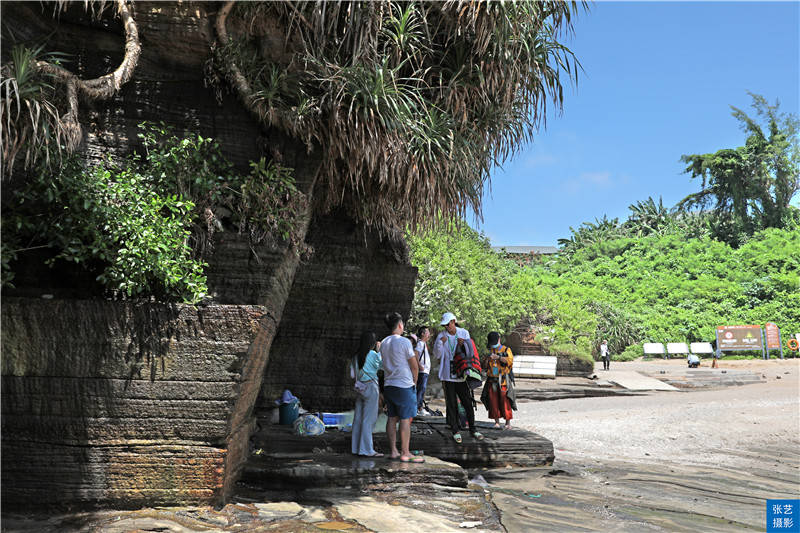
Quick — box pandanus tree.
[209,1,584,233]
[4,1,582,226]
[2,1,584,299]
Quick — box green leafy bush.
[408,221,800,360]
[4,123,305,302]
[617,344,644,362]
[546,343,594,364]
[407,223,538,345]
[9,157,208,302]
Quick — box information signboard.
[765,323,781,349]
[716,325,763,350]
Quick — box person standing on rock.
[351,331,383,457]
[380,312,424,463]
[600,340,610,370]
[480,331,516,429]
[415,326,432,416]
[433,312,484,444]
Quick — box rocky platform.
[638,367,766,389]
[237,417,553,496]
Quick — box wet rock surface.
[487,444,800,532]
[240,453,468,491]
[2,483,503,532]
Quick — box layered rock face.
[1,2,416,510]
[1,299,261,508]
[259,214,417,412]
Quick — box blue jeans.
[352,381,379,455]
[416,372,429,409]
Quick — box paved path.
[600,369,680,391]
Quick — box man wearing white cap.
[432,312,484,443]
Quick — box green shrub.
[546,343,594,364]
[3,123,305,302]
[617,344,644,362]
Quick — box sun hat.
[440,312,457,326]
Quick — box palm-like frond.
[1,44,68,176]
[213,0,585,232]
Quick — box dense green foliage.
[545,227,800,358]
[0,44,70,176]
[407,223,539,347]
[3,124,305,302]
[408,217,800,362]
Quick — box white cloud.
[561,170,615,193]
[523,153,559,169]
[580,171,612,185]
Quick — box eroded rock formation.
[1,1,416,510]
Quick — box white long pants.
[352,380,379,455]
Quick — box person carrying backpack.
[433,312,485,444]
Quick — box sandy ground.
[512,359,800,468]
[485,358,800,532]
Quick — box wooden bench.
[513,355,557,378]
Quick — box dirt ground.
[485,358,800,532]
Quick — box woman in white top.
[414,326,432,415]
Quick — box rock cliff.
[1,1,416,510]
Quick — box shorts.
[383,385,417,420]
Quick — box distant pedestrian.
[600,340,610,370]
[415,326,432,415]
[350,331,382,457]
[380,312,424,463]
[433,312,484,444]
[480,331,516,429]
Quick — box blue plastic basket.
[321,413,344,426]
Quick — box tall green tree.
[678,93,800,246]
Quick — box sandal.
[400,455,425,463]
[453,433,463,444]
[472,431,485,441]
[493,423,501,429]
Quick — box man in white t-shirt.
[414,326,432,415]
[600,340,610,370]
[432,312,484,444]
[379,312,422,463]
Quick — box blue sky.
[472,1,800,247]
